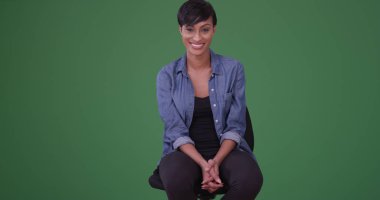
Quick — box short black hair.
[177,0,217,27]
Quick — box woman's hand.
[201,162,213,186]
[201,139,237,193]
[201,159,223,193]
[208,159,222,184]
[179,144,217,188]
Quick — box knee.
[241,169,263,194]
[164,177,195,193]
[162,170,199,199]
[162,169,197,187]
[228,166,264,197]
[159,152,200,193]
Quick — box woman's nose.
[193,31,201,41]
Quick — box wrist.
[199,159,209,170]
[212,157,222,166]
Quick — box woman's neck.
[186,50,211,70]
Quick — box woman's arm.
[180,144,223,187]
[213,139,236,165]
[157,69,194,150]
[208,62,247,180]
[220,62,247,148]
[179,144,208,169]
[201,140,235,192]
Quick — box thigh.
[159,151,202,184]
[219,150,263,187]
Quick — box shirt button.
[211,88,214,92]
[213,104,216,107]
[215,120,218,123]
[211,74,214,77]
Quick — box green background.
[1,0,379,199]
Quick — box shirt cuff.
[220,131,241,145]
[173,136,195,150]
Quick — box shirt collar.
[176,49,222,77]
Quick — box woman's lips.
[190,42,205,49]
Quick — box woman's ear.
[213,25,217,33]
[178,26,182,34]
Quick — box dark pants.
[159,150,263,200]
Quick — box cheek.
[181,36,192,47]
[203,35,214,43]
[203,32,214,40]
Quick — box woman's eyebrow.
[185,23,211,28]
[200,23,212,27]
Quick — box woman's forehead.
[184,18,213,27]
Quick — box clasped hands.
[201,159,223,193]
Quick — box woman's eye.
[202,28,210,33]
[186,28,193,32]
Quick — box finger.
[202,178,210,185]
[214,163,220,176]
[210,163,221,183]
[208,188,217,193]
[215,175,222,184]
[208,159,215,166]
[209,168,222,184]
[212,166,222,184]
[202,173,212,184]
[204,183,216,193]
[207,181,223,189]
[209,181,224,189]
[206,185,220,193]
[202,183,213,190]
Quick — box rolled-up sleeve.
[156,69,194,150]
[221,62,246,146]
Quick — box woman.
[155,1,263,199]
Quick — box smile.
[190,43,205,49]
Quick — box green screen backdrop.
[1,0,379,199]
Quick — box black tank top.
[189,96,220,160]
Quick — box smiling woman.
[180,18,214,55]
[177,1,216,58]
[148,0,263,200]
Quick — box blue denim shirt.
[156,49,253,159]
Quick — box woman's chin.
[187,47,209,57]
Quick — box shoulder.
[157,57,183,81]
[218,53,241,65]
[213,52,245,74]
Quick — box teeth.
[191,43,204,49]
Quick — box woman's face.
[179,17,216,57]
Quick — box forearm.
[179,143,208,168]
[213,139,236,164]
